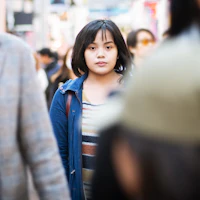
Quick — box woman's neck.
[85,71,122,88]
[83,71,123,105]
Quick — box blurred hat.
[120,32,200,144]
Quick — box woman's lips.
[96,62,107,67]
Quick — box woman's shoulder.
[58,79,74,94]
[58,74,87,94]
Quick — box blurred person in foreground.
[126,29,156,69]
[92,0,200,199]
[0,33,70,200]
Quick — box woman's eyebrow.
[89,41,114,45]
[104,41,114,44]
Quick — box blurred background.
[0,0,170,53]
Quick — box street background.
[0,0,170,54]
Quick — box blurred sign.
[14,12,33,25]
[144,1,157,19]
[50,0,65,4]
[88,0,130,9]
[89,7,129,18]
[49,0,69,12]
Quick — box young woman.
[50,19,132,200]
[126,29,156,68]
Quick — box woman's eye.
[106,46,112,49]
[89,46,95,50]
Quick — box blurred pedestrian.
[92,0,200,199]
[38,48,60,80]
[50,46,77,95]
[0,33,71,200]
[126,28,156,68]
[33,52,48,93]
[37,47,60,109]
[50,19,132,200]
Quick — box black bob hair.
[72,19,132,77]
[169,0,200,37]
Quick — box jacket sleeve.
[18,44,70,200]
[49,88,69,178]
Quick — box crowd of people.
[0,0,199,199]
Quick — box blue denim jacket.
[50,74,88,200]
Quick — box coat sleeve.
[49,88,69,178]
[18,44,71,200]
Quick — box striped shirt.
[82,91,104,200]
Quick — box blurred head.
[126,29,156,61]
[37,48,54,65]
[94,123,199,200]
[169,0,200,37]
[72,19,132,77]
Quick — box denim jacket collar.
[59,73,88,94]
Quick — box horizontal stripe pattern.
[82,135,98,143]
[82,92,104,200]
[82,155,95,169]
[82,144,96,156]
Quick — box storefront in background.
[4,0,170,51]
[129,0,170,39]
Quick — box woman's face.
[131,31,156,59]
[84,29,118,77]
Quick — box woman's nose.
[97,48,105,57]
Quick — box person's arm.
[18,45,70,200]
[49,89,69,178]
